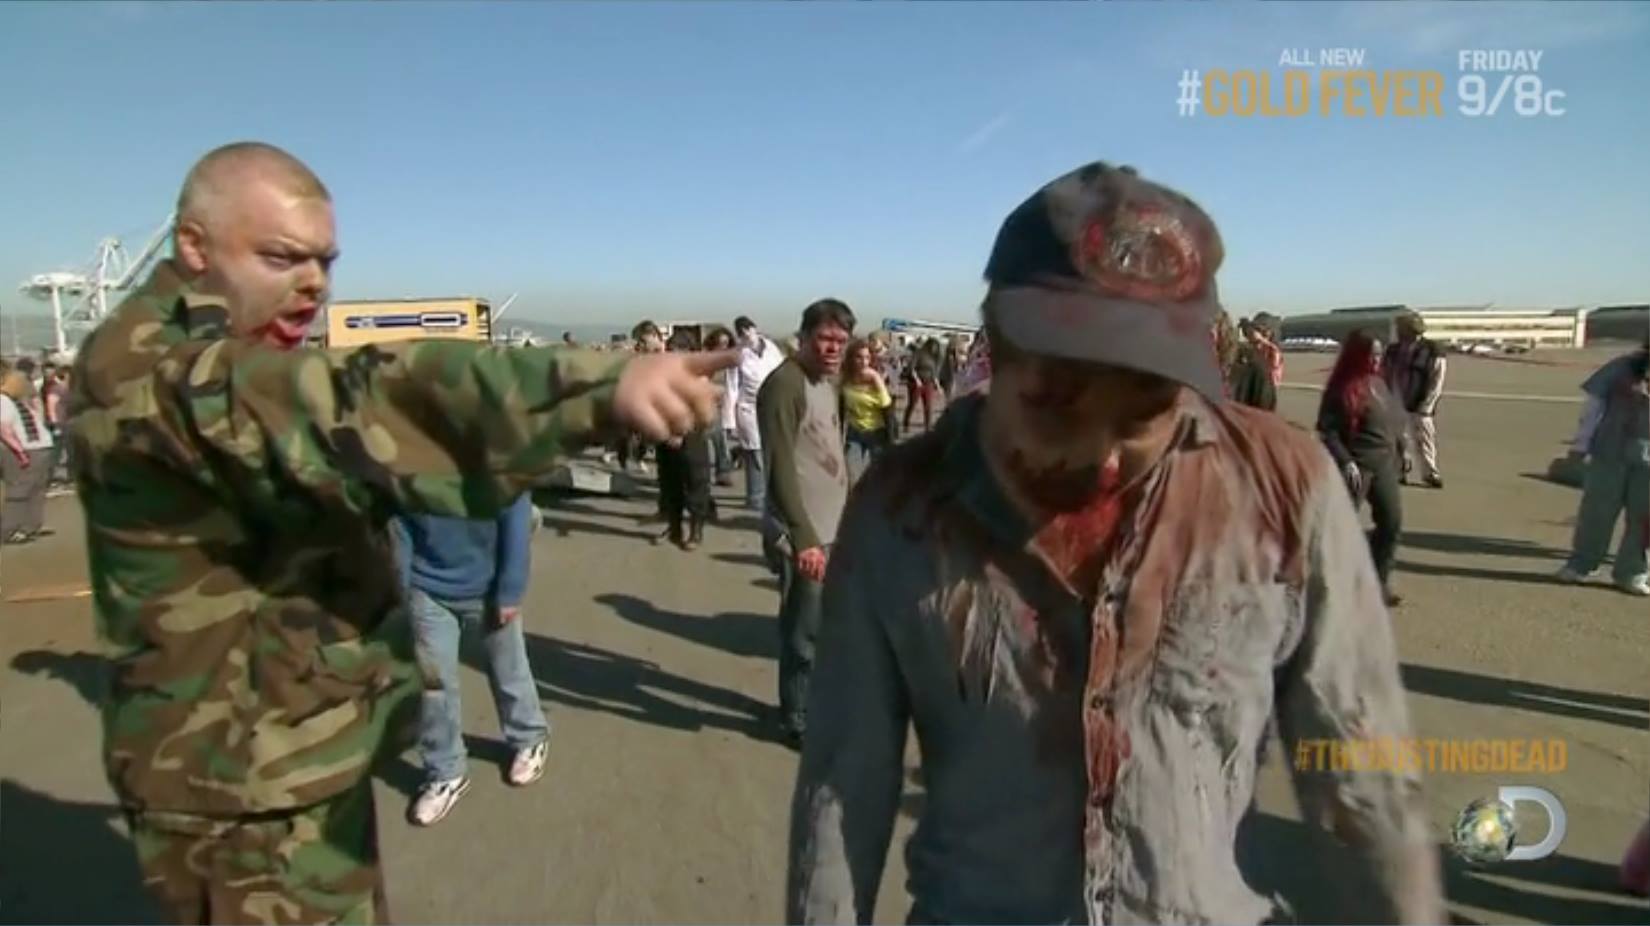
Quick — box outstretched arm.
[141,337,629,520]
[103,335,733,521]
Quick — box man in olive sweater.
[757,299,855,748]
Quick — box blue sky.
[2,0,1646,332]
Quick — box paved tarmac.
[1,349,1645,924]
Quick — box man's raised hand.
[613,349,740,442]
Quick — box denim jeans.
[763,524,825,735]
[409,588,548,782]
[711,429,734,479]
[742,448,767,511]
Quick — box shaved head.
[173,142,338,350]
[177,142,330,231]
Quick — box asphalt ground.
[1,348,1645,924]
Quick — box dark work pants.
[903,382,934,432]
[1565,459,1650,582]
[764,526,825,735]
[657,435,712,529]
[1359,455,1403,589]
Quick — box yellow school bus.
[321,297,493,349]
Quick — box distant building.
[1279,304,1591,350]
[879,318,976,350]
[1584,304,1649,344]
[320,297,493,349]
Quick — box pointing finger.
[684,350,741,377]
[629,405,668,443]
[654,389,697,437]
[685,380,720,427]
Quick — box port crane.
[18,215,174,356]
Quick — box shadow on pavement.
[1401,663,1649,729]
[716,514,764,533]
[1236,811,1647,925]
[711,551,769,570]
[0,780,161,924]
[1235,811,1374,922]
[1403,531,1569,561]
[540,515,659,544]
[373,734,517,800]
[506,632,782,746]
[542,498,642,521]
[1493,851,1638,898]
[10,649,108,708]
[1443,851,1648,925]
[1395,559,1577,588]
[1521,471,1578,489]
[595,593,777,661]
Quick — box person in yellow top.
[840,339,894,484]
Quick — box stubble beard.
[984,402,1119,515]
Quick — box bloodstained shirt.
[786,392,1442,925]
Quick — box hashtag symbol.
[1294,739,1314,772]
[1177,69,1202,117]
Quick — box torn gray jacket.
[786,393,1444,926]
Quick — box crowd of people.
[589,299,1470,616]
[0,355,72,545]
[13,140,1648,926]
[586,317,990,558]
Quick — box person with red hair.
[1317,330,1407,606]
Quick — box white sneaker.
[1555,566,1594,584]
[409,776,469,826]
[507,739,549,787]
[1618,576,1650,597]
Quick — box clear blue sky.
[2,0,1646,331]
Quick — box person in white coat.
[705,326,739,486]
[730,316,787,511]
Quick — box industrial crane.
[18,215,174,356]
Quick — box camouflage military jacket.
[787,394,1444,925]
[68,262,628,817]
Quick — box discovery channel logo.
[1450,786,1567,864]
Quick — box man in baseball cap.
[787,161,1442,924]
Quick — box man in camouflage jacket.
[67,142,731,924]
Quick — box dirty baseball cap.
[982,161,1226,399]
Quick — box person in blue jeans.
[395,492,549,826]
